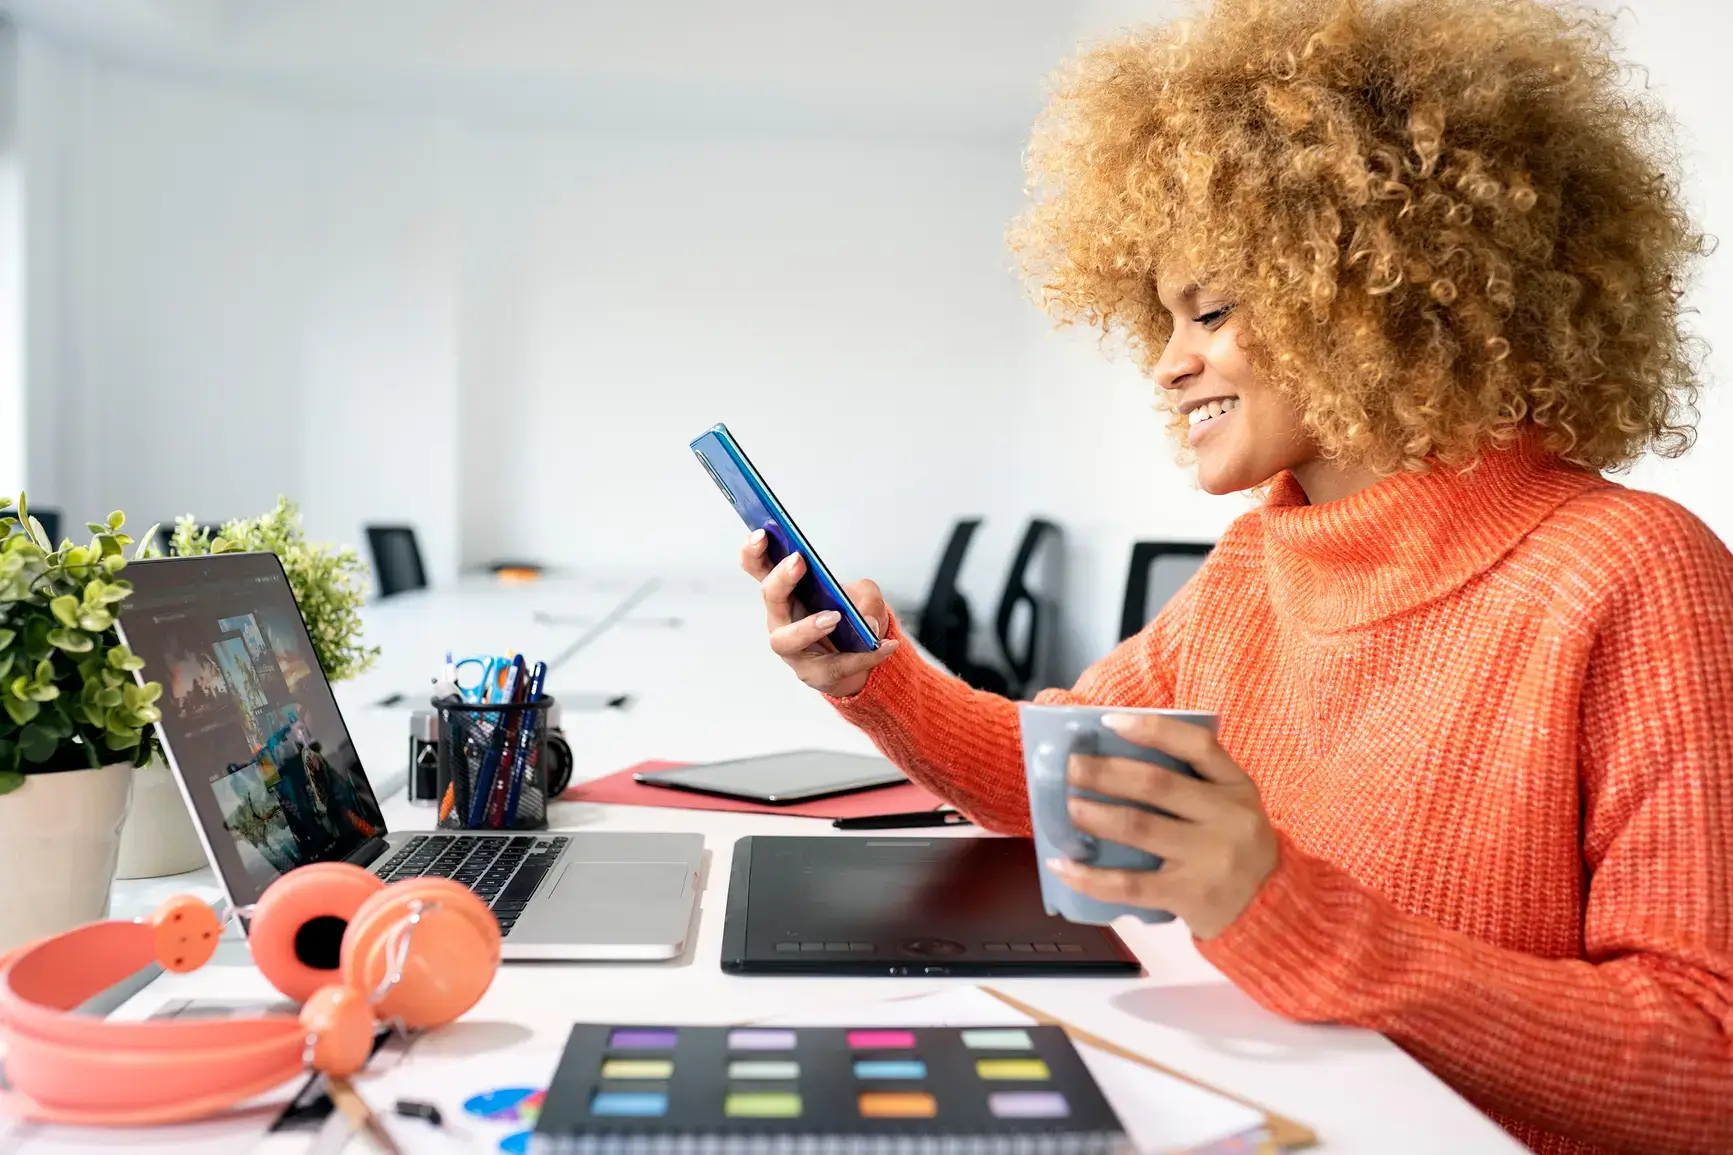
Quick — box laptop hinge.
[349,836,390,869]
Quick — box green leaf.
[23,618,52,660]
[34,657,53,684]
[25,682,58,703]
[19,723,59,763]
[77,608,114,632]
[0,652,13,682]
[0,769,22,795]
[133,704,162,725]
[3,696,39,725]
[95,687,123,709]
[102,727,139,751]
[86,521,109,535]
[27,515,51,550]
[49,595,79,627]
[65,699,90,725]
[48,627,93,653]
[103,553,126,573]
[132,523,160,560]
[0,627,14,649]
[107,510,124,531]
[63,545,92,569]
[135,681,162,705]
[82,579,105,606]
[122,682,145,710]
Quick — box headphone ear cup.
[251,863,387,1003]
[300,984,376,1078]
[150,895,225,973]
[342,878,500,1030]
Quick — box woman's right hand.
[740,529,900,698]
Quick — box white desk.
[13,574,1522,1154]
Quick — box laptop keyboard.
[374,834,569,937]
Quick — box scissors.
[451,653,517,704]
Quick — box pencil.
[326,1075,403,1155]
[977,987,1318,1151]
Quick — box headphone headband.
[0,863,499,1127]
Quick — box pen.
[467,661,521,827]
[832,810,972,830]
[502,660,548,826]
[482,655,530,827]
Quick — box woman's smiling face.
[1152,273,1319,495]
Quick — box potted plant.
[114,498,379,878]
[0,496,164,951]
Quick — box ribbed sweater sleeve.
[827,588,1189,835]
[1196,513,1733,1154]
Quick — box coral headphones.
[0,861,500,1127]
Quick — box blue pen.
[466,661,521,827]
[502,661,548,826]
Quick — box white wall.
[15,0,1733,687]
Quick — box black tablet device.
[721,836,1142,976]
[634,750,906,805]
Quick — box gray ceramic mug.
[1019,703,1219,925]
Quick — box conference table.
[2,571,1524,1154]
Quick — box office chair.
[365,525,428,598]
[993,518,1061,698]
[1120,541,1213,641]
[913,519,1010,695]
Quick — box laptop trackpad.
[549,861,689,904]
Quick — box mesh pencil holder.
[433,694,554,831]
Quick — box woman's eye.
[1193,304,1236,329]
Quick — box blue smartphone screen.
[690,424,879,653]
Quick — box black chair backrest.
[995,518,1060,695]
[2,505,60,546]
[915,518,983,676]
[1120,541,1213,641]
[366,525,428,598]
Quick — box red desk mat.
[561,759,948,819]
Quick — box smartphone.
[690,423,880,653]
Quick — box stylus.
[832,810,972,830]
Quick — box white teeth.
[1186,397,1240,426]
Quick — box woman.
[740,0,1730,1152]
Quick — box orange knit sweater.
[829,440,1733,1155]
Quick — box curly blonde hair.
[1009,0,1711,474]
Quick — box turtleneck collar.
[1257,437,1608,633]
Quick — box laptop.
[115,551,703,961]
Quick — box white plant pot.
[116,758,207,879]
[0,760,134,953]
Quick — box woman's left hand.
[1045,712,1279,940]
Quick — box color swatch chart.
[532,1022,1131,1153]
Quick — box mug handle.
[1032,721,1097,862]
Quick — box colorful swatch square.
[728,1029,797,1051]
[724,1092,803,1118]
[599,1059,673,1080]
[989,1091,1070,1119]
[975,1058,1052,1081]
[608,1029,678,1051]
[847,1030,917,1050]
[858,1091,938,1118]
[727,1060,800,1080]
[962,1029,1034,1050]
[590,1091,668,1117]
[853,1059,928,1080]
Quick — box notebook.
[531,1022,1132,1153]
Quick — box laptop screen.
[118,552,386,905]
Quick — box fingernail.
[1101,713,1136,734]
[815,611,840,627]
[881,640,899,653]
[1045,858,1071,874]
[749,529,766,544]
